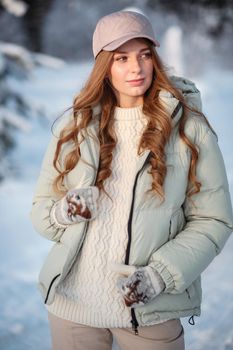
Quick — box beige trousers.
[47,312,185,350]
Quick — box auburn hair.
[52,39,214,203]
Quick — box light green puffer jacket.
[30,76,233,327]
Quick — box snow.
[31,53,65,70]
[0,106,31,131]
[0,41,65,72]
[0,42,68,180]
[0,59,232,350]
[0,0,28,17]
[0,42,34,71]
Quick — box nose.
[130,57,142,74]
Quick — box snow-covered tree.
[0,41,64,180]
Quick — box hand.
[116,266,165,308]
[66,187,98,220]
[52,186,99,226]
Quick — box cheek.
[145,64,154,86]
[148,64,154,78]
[110,65,125,87]
[110,64,127,80]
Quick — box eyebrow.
[114,47,151,54]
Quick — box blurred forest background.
[0,1,233,350]
[1,0,233,63]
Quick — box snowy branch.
[0,0,28,17]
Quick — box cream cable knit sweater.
[47,105,149,328]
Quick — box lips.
[127,78,145,86]
[127,78,144,82]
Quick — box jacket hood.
[158,75,202,128]
[92,75,202,129]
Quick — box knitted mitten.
[51,186,99,227]
[116,266,165,308]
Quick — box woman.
[30,10,233,350]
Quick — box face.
[108,39,154,108]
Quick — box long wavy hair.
[53,38,214,203]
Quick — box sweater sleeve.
[148,127,233,294]
[30,115,74,242]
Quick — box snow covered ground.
[0,60,233,350]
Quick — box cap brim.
[102,34,160,52]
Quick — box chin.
[130,89,148,97]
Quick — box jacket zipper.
[131,308,139,335]
[45,273,61,304]
[125,101,181,265]
[125,151,151,335]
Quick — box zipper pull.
[188,315,195,325]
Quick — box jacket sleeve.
[30,116,72,242]
[148,126,233,294]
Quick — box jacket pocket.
[169,208,186,240]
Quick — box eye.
[140,52,152,60]
[114,55,128,62]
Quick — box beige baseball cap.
[92,11,160,58]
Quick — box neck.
[116,95,144,108]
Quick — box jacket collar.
[91,94,182,127]
[91,75,201,126]
[156,75,202,129]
